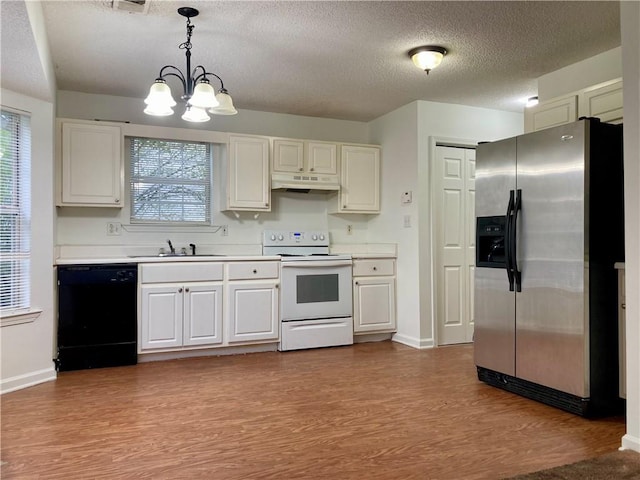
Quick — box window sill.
[1,309,42,327]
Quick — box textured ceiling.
[4,1,622,122]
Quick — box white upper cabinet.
[524,95,578,133]
[524,79,623,133]
[272,138,338,175]
[580,79,623,124]
[223,135,271,211]
[58,120,123,207]
[332,145,380,213]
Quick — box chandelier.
[143,7,237,122]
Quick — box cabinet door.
[61,122,122,206]
[581,80,623,124]
[227,282,279,343]
[340,145,380,213]
[228,135,270,210]
[273,139,304,173]
[140,285,183,350]
[183,284,223,346]
[524,95,578,133]
[306,142,338,175]
[353,277,396,333]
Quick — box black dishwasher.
[57,264,138,371]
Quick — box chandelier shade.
[144,7,237,121]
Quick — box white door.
[434,146,476,345]
[140,285,183,350]
[227,282,279,343]
[183,284,223,346]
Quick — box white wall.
[368,101,523,348]
[0,89,56,393]
[620,0,640,454]
[55,91,374,253]
[537,47,622,101]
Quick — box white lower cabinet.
[140,283,223,351]
[226,261,280,343]
[352,258,396,333]
[138,260,280,355]
[227,282,279,343]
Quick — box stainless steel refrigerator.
[474,118,624,416]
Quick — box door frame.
[428,136,480,347]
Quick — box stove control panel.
[263,230,329,247]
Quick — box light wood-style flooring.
[1,342,625,479]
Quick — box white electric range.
[263,230,353,351]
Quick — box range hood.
[271,172,340,193]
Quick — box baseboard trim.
[392,333,434,349]
[1,366,57,394]
[138,343,278,363]
[621,433,640,452]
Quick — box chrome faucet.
[166,239,175,254]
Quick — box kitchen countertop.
[55,255,281,265]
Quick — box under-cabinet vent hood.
[271,172,340,193]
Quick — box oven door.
[280,259,353,321]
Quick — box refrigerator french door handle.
[505,190,515,292]
[512,189,522,292]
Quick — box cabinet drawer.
[352,259,395,277]
[227,261,279,280]
[140,262,223,284]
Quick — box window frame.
[0,107,40,325]
[128,136,214,226]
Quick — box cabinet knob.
[115,198,120,203]
[185,287,190,292]
[622,303,626,309]
[373,266,377,271]
[178,287,183,293]
[275,284,279,289]
[265,202,269,207]
[253,269,258,274]
[310,168,314,172]
[355,281,359,285]
[343,205,347,208]
[299,168,303,171]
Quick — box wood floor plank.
[1,342,625,479]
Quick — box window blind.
[0,110,31,313]
[130,137,211,223]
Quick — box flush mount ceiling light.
[526,96,539,108]
[408,46,447,74]
[144,7,237,122]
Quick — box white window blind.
[130,137,211,224]
[0,110,31,313]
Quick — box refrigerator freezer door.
[474,138,517,376]
[515,121,588,397]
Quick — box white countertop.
[55,255,281,265]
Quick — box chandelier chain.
[179,18,194,51]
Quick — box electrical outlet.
[347,225,353,235]
[222,225,228,236]
[106,222,122,236]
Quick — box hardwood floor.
[1,341,625,479]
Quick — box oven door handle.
[281,260,352,268]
